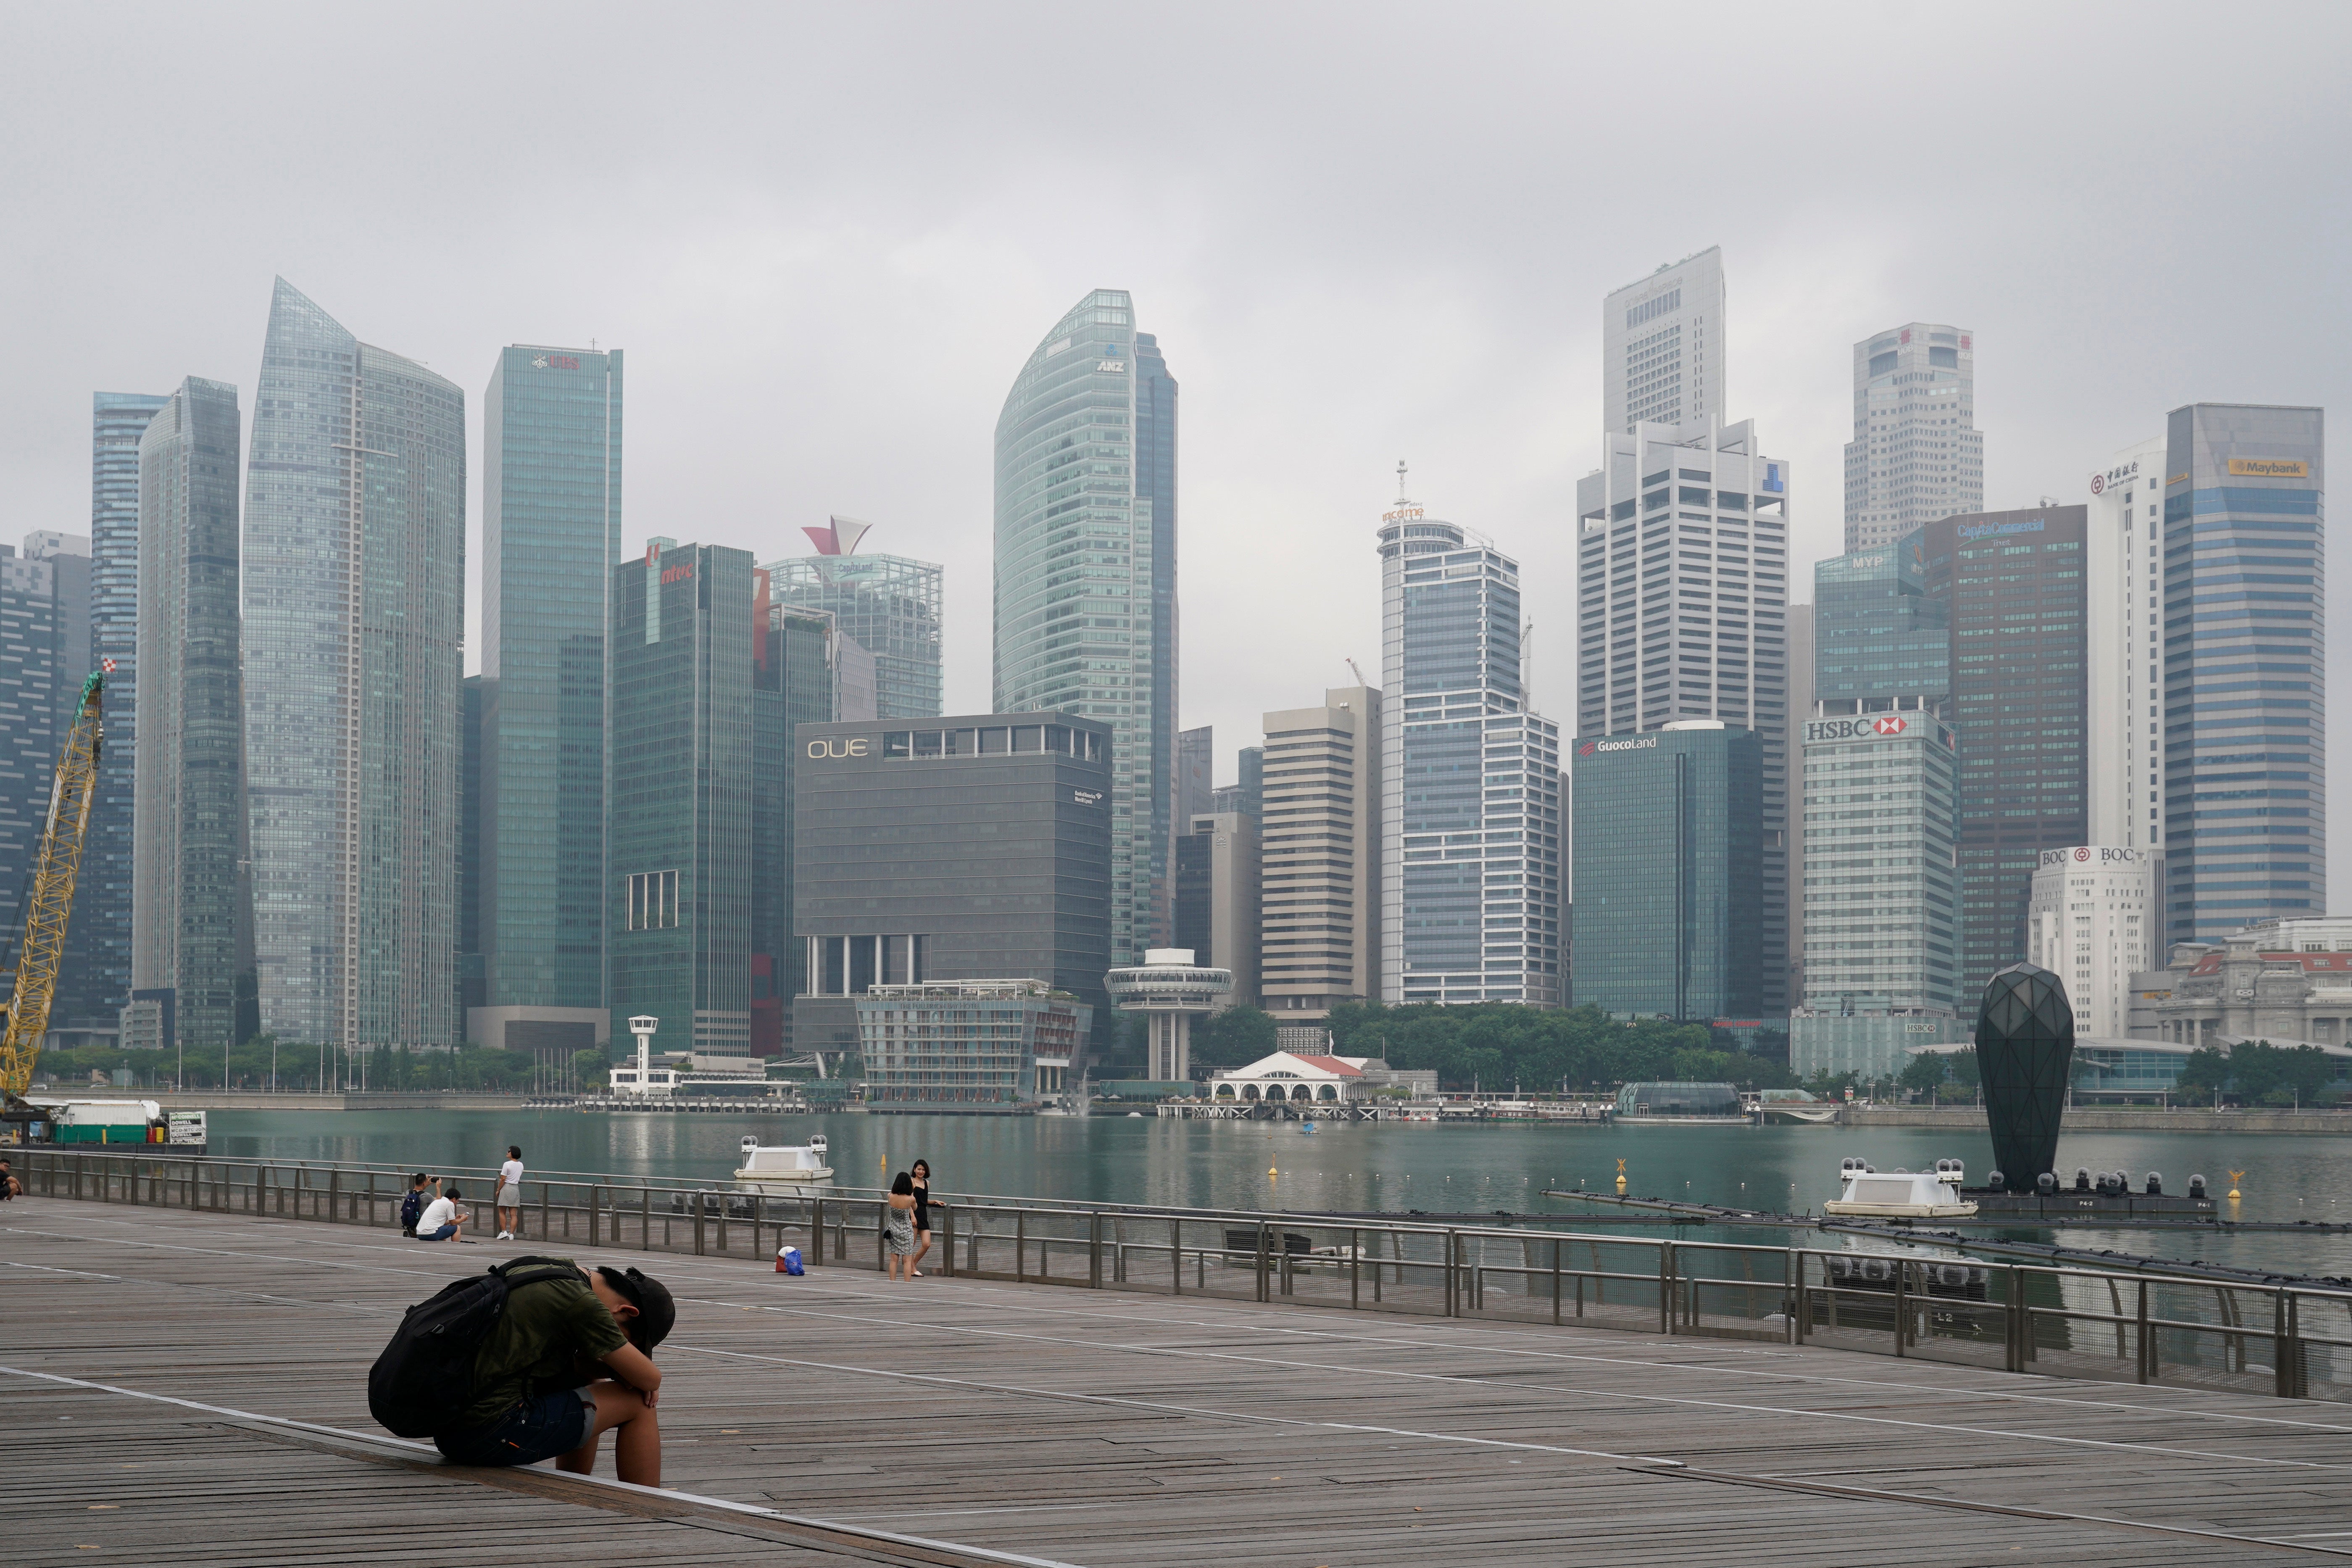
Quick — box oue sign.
[807,738,871,759]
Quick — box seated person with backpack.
[430,1260,674,1486]
[400,1173,438,1237]
[414,1184,469,1242]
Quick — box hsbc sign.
[1806,715,1914,743]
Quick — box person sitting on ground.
[0,1156,19,1200]
[415,1183,469,1242]
[433,1261,674,1487]
[400,1172,438,1237]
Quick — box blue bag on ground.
[776,1245,804,1275]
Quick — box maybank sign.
[2227,458,2310,480]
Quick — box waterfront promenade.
[8,1194,2352,1565]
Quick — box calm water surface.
[205,1108,2352,1276]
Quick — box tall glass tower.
[1377,493,1564,1005]
[130,378,249,1059]
[994,290,1178,965]
[1842,323,1981,553]
[72,391,168,1028]
[479,344,623,1015]
[243,279,465,1049]
[763,518,941,719]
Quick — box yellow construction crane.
[0,669,105,1098]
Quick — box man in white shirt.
[497,1147,526,1241]
[415,1184,470,1242]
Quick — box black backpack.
[367,1256,582,1437]
[399,1190,426,1231]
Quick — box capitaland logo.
[805,738,872,759]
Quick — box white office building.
[1799,702,1960,1015]
[2025,846,2157,1038]
[1601,248,1725,435]
[1575,419,1793,1013]
[2086,436,2168,856]
[1841,323,1982,553]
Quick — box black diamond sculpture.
[1976,962,2075,1187]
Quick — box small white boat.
[1822,1157,1978,1220]
[733,1133,833,1194]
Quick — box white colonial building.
[2025,846,2157,1038]
[1208,1051,1371,1104]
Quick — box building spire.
[1396,459,1408,502]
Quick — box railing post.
[2275,1290,2297,1399]
[539,1182,550,1244]
[942,1206,955,1278]
[1355,1229,1364,1312]
[1257,1222,1270,1304]
[640,1187,651,1252]
[1552,1238,1562,1326]
[1017,1213,1027,1282]
[2136,1281,2151,1384]
[1446,1230,1458,1318]
[590,1185,601,1246]
[693,1191,706,1256]
[1659,1243,1672,1336]
[1894,1261,1909,1357]
[1089,1212,1103,1289]
[328,1168,340,1224]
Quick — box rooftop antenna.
[1396,459,1409,501]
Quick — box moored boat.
[1822,1156,1979,1219]
[732,1132,832,1194]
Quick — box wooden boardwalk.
[7,1194,2352,1566]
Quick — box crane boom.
[0,671,104,1098]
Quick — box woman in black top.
[909,1158,933,1278]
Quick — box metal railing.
[17,1147,2349,1404]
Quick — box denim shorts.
[435,1387,594,1467]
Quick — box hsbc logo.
[1873,716,1907,735]
[1807,717,1920,743]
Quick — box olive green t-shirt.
[460,1263,630,1428]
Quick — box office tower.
[2162,405,2325,947]
[1843,323,1982,552]
[1178,726,1214,828]
[1812,535,1950,707]
[2025,846,2155,1037]
[1212,745,1264,822]
[1259,688,1378,1018]
[995,289,1178,965]
[1784,603,1813,1003]
[791,714,1114,1068]
[1570,724,1762,1020]
[1602,248,1725,434]
[1796,705,1959,1015]
[1377,496,1564,1006]
[749,599,839,1053]
[9,533,97,1026]
[1575,420,1792,1012]
[80,392,169,1028]
[129,378,248,1060]
[1921,506,2091,994]
[765,518,942,720]
[244,279,465,1049]
[857,978,1093,1109]
[459,675,484,1023]
[1176,811,1259,1007]
[0,540,73,936]
[2086,438,2167,855]
[606,541,757,1055]
[478,344,623,1034]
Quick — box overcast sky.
[5,4,2346,882]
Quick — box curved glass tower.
[244,279,466,1050]
[994,290,1177,966]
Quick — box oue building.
[790,713,1114,1074]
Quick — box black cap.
[597,1265,675,1352]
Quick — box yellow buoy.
[1614,1156,1628,1195]
[1269,1165,1278,1176]
[2229,1168,2246,1200]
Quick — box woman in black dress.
[909,1158,933,1278]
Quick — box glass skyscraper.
[244,278,465,1049]
[479,344,623,1015]
[1571,724,1762,1020]
[72,391,168,1029]
[607,541,757,1055]
[1377,502,1564,1005]
[751,597,840,1051]
[1798,708,1959,1015]
[765,519,941,720]
[1842,322,1982,553]
[994,290,1177,966]
[1813,532,1949,707]
[130,378,250,1059]
[2162,404,2326,946]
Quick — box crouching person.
[432,1261,676,1486]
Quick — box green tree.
[1191,1004,1277,1070]
[1898,1052,1950,1098]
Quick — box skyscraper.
[2161,405,2325,947]
[1377,498,1563,1006]
[478,344,623,1023]
[130,378,248,1061]
[1797,706,1959,1017]
[1177,725,1214,827]
[243,279,465,1049]
[1602,248,1725,435]
[2086,437,2168,855]
[1921,506,2091,994]
[1212,746,1263,823]
[1574,420,1792,1012]
[1812,534,1949,708]
[76,392,169,1029]
[1572,724,1762,1020]
[1843,323,1981,553]
[607,541,757,1056]
[765,518,942,720]
[751,598,840,1053]
[0,537,78,942]
[1259,686,1380,1019]
[994,290,1177,965]
[1176,811,1260,1008]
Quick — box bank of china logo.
[2090,473,2105,495]
[2075,847,2092,862]
[1873,716,1907,736]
